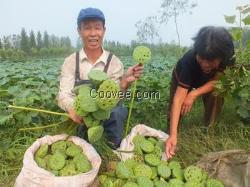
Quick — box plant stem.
[8,105,69,117]
[2,167,21,171]
[125,80,137,136]
[116,149,134,153]
[18,120,68,131]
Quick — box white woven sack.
[15,134,101,187]
[115,124,169,161]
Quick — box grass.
[176,97,250,167]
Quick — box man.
[58,7,143,148]
[165,26,235,159]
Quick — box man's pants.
[76,105,128,149]
[167,71,224,133]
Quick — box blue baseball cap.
[77,7,105,28]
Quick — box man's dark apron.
[74,51,113,87]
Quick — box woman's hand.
[165,135,177,160]
[181,91,197,115]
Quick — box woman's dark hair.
[193,26,235,66]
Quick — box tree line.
[0,28,74,62]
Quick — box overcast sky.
[1,0,249,46]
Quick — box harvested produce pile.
[98,135,224,187]
[73,70,120,143]
[34,140,92,176]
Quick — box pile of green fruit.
[73,70,120,143]
[34,140,92,176]
[98,135,224,187]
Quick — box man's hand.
[165,135,177,160]
[181,90,197,115]
[68,108,82,124]
[125,63,144,81]
[120,64,144,90]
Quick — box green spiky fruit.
[75,157,92,173]
[76,108,89,117]
[153,177,160,182]
[74,96,89,117]
[98,175,108,185]
[184,166,203,183]
[168,161,181,170]
[65,144,82,157]
[66,141,75,147]
[132,155,144,164]
[154,180,169,187]
[172,167,184,181]
[34,156,46,169]
[140,140,154,153]
[59,163,77,176]
[169,179,184,187]
[50,170,59,176]
[51,140,67,154]
[122,182,139,187]
[35,143,48,158]
[184,181,205,187]
[133,135,145,145]
[147,137,157,145]
[115,162,133,179]
[133,164,152,178]
[113,179,126,187]
[157,162,171,179]
[144,154,161,166]
[34,140,93,176]
[102,178,114,187]
[43,154,51,168]
[65,159,74,166]
[84,115,100,128]
[73,153,92,173]
[96,79,120,110]
[88,69,109,86]
[153,145,163,158]
[124,158,138,170]
[206,179,224,187]
[73,152,87,163]
[201,170,208,181]
[87,125,104,143]
[48,151,66,171]
[150,167,158,179]
[92,109,111,120]
[133,46,151,64]
[73,84,92,95]
[134,144,143,155]
[74,94,98,113]
[54,149,67,159]
[155,140,165,152]
[136,176,154,187]
[133,135,145,155]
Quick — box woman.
[165,26,235,159]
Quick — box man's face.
[196,55,221,74]
[78,19,105,50]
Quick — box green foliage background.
[0,4,250,187]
